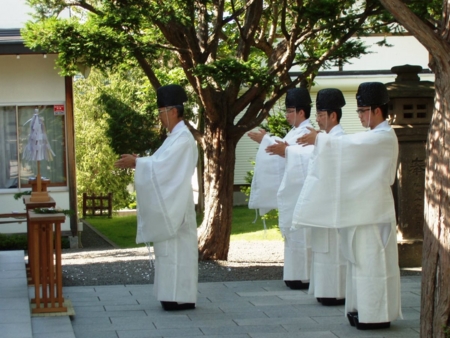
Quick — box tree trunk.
[197,124,237,260]
[422,63,450,338]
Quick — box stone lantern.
[385,64,434,267]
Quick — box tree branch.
[378,0,448,54]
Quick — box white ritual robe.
[277,142,313,281]
[249,119,313,215]
[293,121,401,323]
[308,124,346,299]
[249,119,313,282]
[135,121,198,304]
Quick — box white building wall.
[0,55,65,102]
[0,54,70,232]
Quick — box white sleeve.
[135,134,197,243]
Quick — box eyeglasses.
[157,106,175,115]
[285,109,296,116]
[356,108,371,115]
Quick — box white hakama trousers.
[340,224,402,323]
[283,227,311,282]
[153,206,198,304]
[309,227,346,298]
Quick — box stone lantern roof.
[385,64,434,99]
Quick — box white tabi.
[307,124,347,299]
[135,121,198,304]
[292,121,401,323]
[277,141,313,282]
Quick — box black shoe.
[347,311,358,327]
[320,298,345,306]
[355,319,390,330]
[284,280,309,290]
[317,298,322,303]
[160,301,196,311]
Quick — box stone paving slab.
[0,251,423,338]
[62,276,422,338]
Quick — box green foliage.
[193,58,275,90]
[0,233,69,250]
[74,69,137,212]
[13,190,32,200]
[22,17,133,76]
[261,112,292,138]
[98,93,162,156]
[0,234,28,250]
[33,207,74,216]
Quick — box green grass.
[230,207,282,241]
[86,215,146,248]
[85,206,282,248]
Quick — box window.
[0,105,66,189]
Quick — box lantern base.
[30,191,51,202]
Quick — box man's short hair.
[174,105,184,117]
[371,104,389,119]
[299,106,311,119]
[326,109,342,123]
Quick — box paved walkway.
[1,250,421,338]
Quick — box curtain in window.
[0,106,18,189]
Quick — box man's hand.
[247,129,267,144]
[265,140,288,157]
[114,154,138,169]
[297,127,319,146]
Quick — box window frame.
[0,102,68,192]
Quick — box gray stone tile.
[0,298,30,311]
[0,287,29,298]
[104,304,152,312]
[70,315,114,327]
[236,316,318,327]
[116,327,203,338]
[76,309,148,318]
[0,322,33,338]
[72,304,107,312]
[33,316,73,332]
[201,324,287,336]
[237,290,308,297]
[248,331,339,338]
[0,269,27,278]
[34,332,75,338]
[0,277,27,289]
[73,331,119,338]
[0,309,31,324]
[329,327,420,338]
[187,309,268,320]
[154,318,238,329]
[310,315,348,325]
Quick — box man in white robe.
[296,82,401,329]
[248,88,313,289]
[304,88,347,306]
[115,84,198,311]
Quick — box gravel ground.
[60,222,420,287]
[61,222,284,286]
